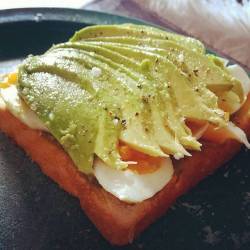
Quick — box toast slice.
[0,95,249,246]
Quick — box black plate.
[0,8,249,250]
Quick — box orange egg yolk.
[186,119,234,144]
[119,143,163,174]
[0,72,18,88]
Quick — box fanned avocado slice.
[70,24,205,54]
[121,23,205,53]
[71,23,242,106]
[49,45,187,156]
[43,46,167,157]
[83,40,218,110]
[54,42,196,154]
[84,39,244,106]
[17,24,238,174]
[19,60,97,174]
[18,55,127,173]
[67,41,227,125]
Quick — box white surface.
[0,0,92,9]
[133,0,250,69]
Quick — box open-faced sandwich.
[0,24,250,245]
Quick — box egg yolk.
[186,119,234,144]
[0,72,18,89]
[119,143,163,174]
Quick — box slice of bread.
[0,95,249,245]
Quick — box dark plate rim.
[0,7,150,26]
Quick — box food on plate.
[0,24,250,245]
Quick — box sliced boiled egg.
[0,85,48,131]
[190,120,250,148]
[222,64,250,114]
[93,157,174,203]
[228,64,250,96]
[219,57,229,67]
[227,121,250,149]
[0,95,6,109]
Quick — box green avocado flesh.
[18,24,243,174]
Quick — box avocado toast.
[0,24,250,245]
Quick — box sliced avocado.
[19,60,97,174]
[50,44,188,156]
[94,109,126,169]
[84,39,244,105]
[122,23,205,53]
[45,45,168,157]
[67,41,226,126]
[17,24,237,174]
[75,25,242,105]
[18,55,127,173]
[83,40,218,110]
[54,42,198,153]
[70,24,205,54]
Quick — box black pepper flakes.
[193,69,199,76]
[121,119,127,130]
[142,95,149,103]
[135,112,139,116]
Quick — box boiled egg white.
[228,64,250,96]
[93,157,174,203]
[225,64,250,113]
[193,123,209,140]
[227,121,250,149]
[0,85,47,131]
[0,95,6,109]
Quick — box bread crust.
[0,95,250,245]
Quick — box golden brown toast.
[0,95,249,245]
